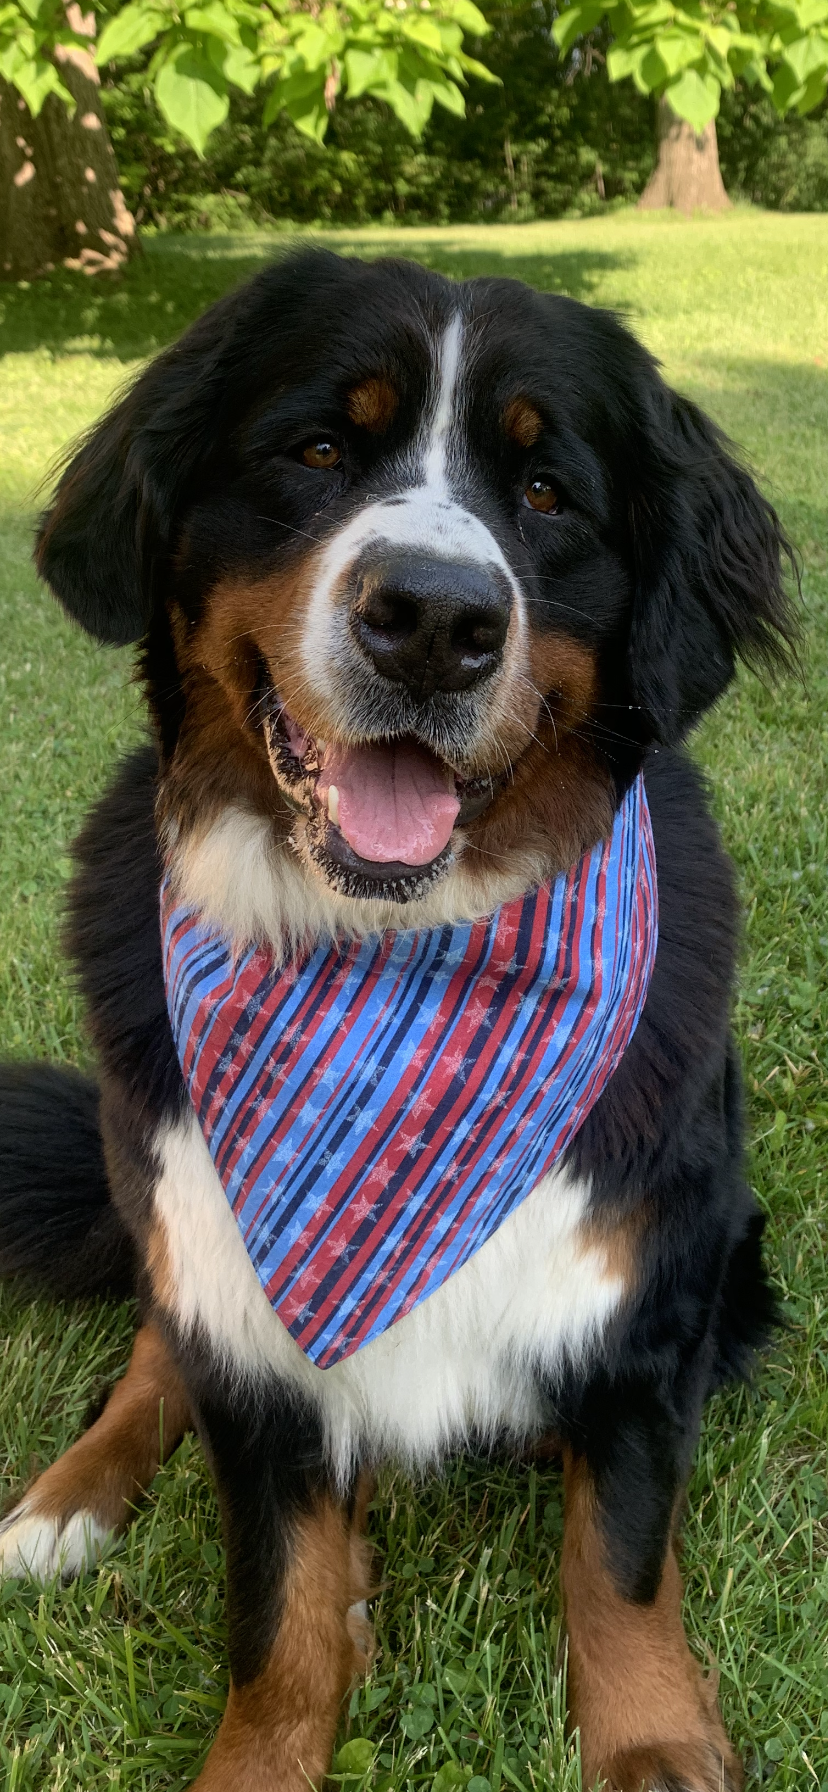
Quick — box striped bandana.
[161,773,657,1368]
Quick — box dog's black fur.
[0,249,798,1791]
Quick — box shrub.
[101,2,655,229]
[98,0,828,230]
[718,89,828,212]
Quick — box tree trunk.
[638,97,730,214]
[0,5,134,282]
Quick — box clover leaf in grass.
[401,1705,435,1739]
[432,1765,473,1792]
[333,1738,376,1776]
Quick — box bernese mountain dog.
[0,248,797,1792]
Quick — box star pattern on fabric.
[161,776,658,1367]
[397,1129,429,1157]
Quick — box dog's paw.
[0,1500,111,1581]
[600,1739,743,1792]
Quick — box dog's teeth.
[327,785,340,827]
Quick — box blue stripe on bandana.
[162,773,658,1367]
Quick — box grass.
[0,207,827,1790]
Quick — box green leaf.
[629,1,674,28]
[291,103,328,140]
[456,50,499,80]
[739,54,775,90]
[433,1766,472,1792]
[795,61,828,106]
[704,23,739,61]
[401,1703,435,1738]
[155,47,229,153]
[772,55,805,106]
[447,0,489,34]
[552,1,605,56]
[0,38,24,77]
[222,40,259,91]
[398,41,438,83]
[391,74,435,132]
[333,1739,376,1776]
[183,3,243,45]
[96,1,167,64]
[665,65,720,129]
[781,29,828,82]
[291,18,342,70]
[400,13,447,53]
[265,64,323,108]
[428,73,466,113]
[639,43,671,86]
[606,40,647,81]
[264,64,329,138]
[0,46,64,113]
[647,28,706,77]
[344,44,396,96]
[791,0,828,24]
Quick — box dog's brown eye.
[524,481,559,514]
[302,440,341,469]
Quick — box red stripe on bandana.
[162,774,658,1367]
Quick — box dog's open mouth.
[264,699,498,899]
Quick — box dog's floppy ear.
[626,382,799,742]
[35,293,243,646]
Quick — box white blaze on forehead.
[422,312,464,491]
[302,312,524,682]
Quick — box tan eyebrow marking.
[503,396,544,448]
[347,376,399,434]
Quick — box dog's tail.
[0,1063,136,1300]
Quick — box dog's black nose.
[351,556,511,699]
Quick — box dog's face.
[37,250,795,911]
[167,266,635,903]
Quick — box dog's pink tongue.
[317,741,459,866]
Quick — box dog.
[0,248,797,1791]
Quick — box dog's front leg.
[188,1378,372,1792]
[0,1322,192,1578]
[560,1378,743,1792]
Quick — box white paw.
[0,1502,111,1580]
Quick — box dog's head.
[37,249,797,916]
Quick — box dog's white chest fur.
[155,1112,625,1484]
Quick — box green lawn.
[1,208,827,1791]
